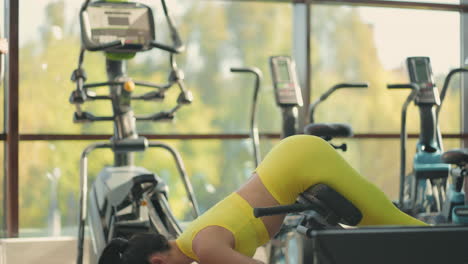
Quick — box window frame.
[3,0,468,237]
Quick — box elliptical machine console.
[79,0,184,53]
[81,1,155,52]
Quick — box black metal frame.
[3,0,468,238]
[229,0,468,11]
[462,0,468,148]
[3,0,19,238]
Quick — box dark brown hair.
[98,233,171,264]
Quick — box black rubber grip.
[112,137,148,153]
[387,84,413,89]
[88,39,124,52]
[253,203,318,218]
[387,84,416,89]
[336,83,368,89]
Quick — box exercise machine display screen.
[270,56,303,107]
[82,2,155,50]
[277,60,291,82]
[414,60,430,83]
[406,57,440,105]
[108,16,130,26]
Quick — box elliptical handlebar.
[150,41,185,54]
[80,80,173,101]
[70,51,191,124]
[85,39,125,52]
[158,0,186,54]
[150,1,186,55]
[80,0,92,13]
[309,83,368,123]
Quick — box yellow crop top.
[175,193,270,261]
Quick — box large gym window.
[0,69,3,133]
[3,0,468,238]
[381,0,459,3]
[0,0,4,133]
[17,139,278,236]
[13,0,290,236]
[18,0,291,135]
[1,0,6,238]
[341,138,462,199]
[310,5,461,198]
[0,143,4,237]
[310,6,460,134]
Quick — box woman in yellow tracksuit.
[98,135,426,264]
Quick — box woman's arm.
[195,243,264,264]
[192,226,265,264]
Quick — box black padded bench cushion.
[304,123,353,138]
[442,148,468,165]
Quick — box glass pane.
[310,6,460,134]
[19,0,290,134]
[18,138,278,236]
[0,0,4,133]
[0,142,4,237]
[18,136,464,235]
[341,138,461,200]
[380,0,459,3]
[19,141,86,237]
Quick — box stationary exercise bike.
[69,1,200,263]
[263,55,367,264]
[270,56,367,148]
[388,57,468,223]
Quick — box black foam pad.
[442,148,468,165]
[304,123,353,138]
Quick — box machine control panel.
[407,57,441,106]
[81,1,155,51]
[270,56,303,107]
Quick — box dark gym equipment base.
[307,225,468,264]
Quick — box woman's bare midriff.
[235,173,286,238]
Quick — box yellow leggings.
[256,135,426,226]
[176,135,426,261]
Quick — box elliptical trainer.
[70,1,199,263]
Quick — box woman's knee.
[258,135,336,175]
